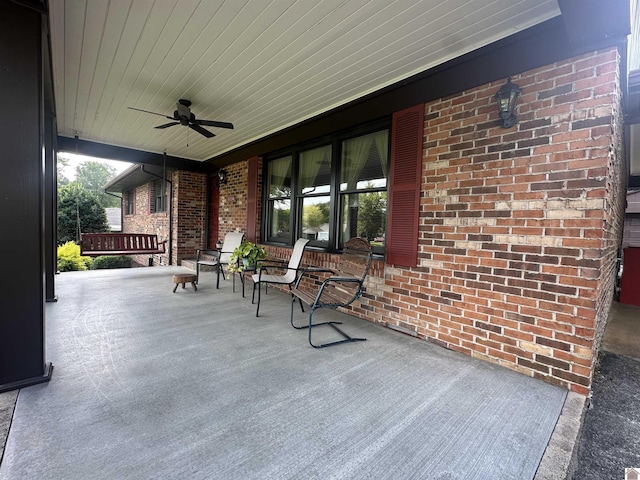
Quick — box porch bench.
[290,237,373,348]
[80,233,167,256]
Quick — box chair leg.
[290,301,340,330]
[290,295,303,329]
[196,264,200,284]
[287,285,305,313]
[307,308,366,348]
[255,281,262,317]
[292,304,366,349]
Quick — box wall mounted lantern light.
[494,77,521,128]
[218,168,228,184]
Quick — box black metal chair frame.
[195,232,245,288]
[290,237,373,348]
[251,238,310,317]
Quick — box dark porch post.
[0,1,53,391]
[45,115,58,303]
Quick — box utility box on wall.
[620,248,640,307]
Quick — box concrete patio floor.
[0,266,573,480]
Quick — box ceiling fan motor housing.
[173,110,190,125]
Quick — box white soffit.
[49,0,561,162]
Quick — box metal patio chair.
[290,237,372,348]
[251,238,310,317]
[196,231,245,288]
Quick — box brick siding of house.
[218,161,249,238]
[172,171,207,265]
[396,48,626,395]
[122,179,171,267]
[170,48,625,394]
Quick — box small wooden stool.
[172,273,197,293]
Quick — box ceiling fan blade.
[155,122,180,129]
[196,119,234,129]
[128,106,174,120]
[189,124,215,138]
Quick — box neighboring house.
[105,208,121,232]
[620,190,640,305]
[623,190,640,248]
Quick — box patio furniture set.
[192,233,374,348]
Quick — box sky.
[57,152,132,181]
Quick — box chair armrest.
[293,266,335,288]
[256,261,306,281]
[312,276,364,307]
[258,259,288,270]
[324,275,362,284]
[196,249,219,262]
[256,260,287,278]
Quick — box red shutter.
[246,156,259,243]
[386,104,424,267]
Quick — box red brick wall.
[122,179,171,266]
[197,49,624,394]
[172,171,207,265]
[594,54,627,351]
[218,161,249,235]
[405,48,624,395]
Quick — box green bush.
[57,241,93,272]
[91,255,132,270]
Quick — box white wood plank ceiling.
[49,0,560,162]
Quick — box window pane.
[341,191,387,253]
[340,130,388,191]
[268,156,292,198]
[267,199,290,243]
[126,190,134,215]
[299,145,331,194]
[300,196,330,247]
[154,180,166,212]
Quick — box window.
[263,127,389,254]
[298,145,331,247]
[151,180,167,213]
[265,156,292,244]
[125,190,134,215]
[340,131,388,254]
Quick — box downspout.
[142,165,173,265]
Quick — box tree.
[75,161,120,208]
[57,155,71,186]
[57,184,109,244]
[303,204,327,228]
[357,191,387,241]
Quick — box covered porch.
[0,266,572,479]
